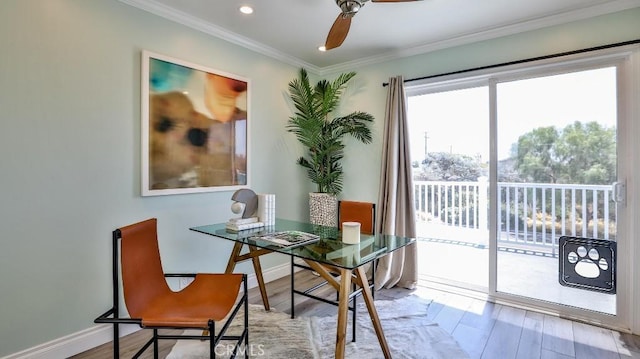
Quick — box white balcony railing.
[414,180,617,255]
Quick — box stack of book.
[225,217,264,232]
[257,193,275,225]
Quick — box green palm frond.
[331,112,374,144]
[286,68,373,195]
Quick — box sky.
[407,67,617,162]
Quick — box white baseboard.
[2,263,293,359]
[1,325,140,359]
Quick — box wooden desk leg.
[224,242,270,311]
[249,244,270,311]
[356,266,391,358]
[225,242,244,274]
[335,268,352,359]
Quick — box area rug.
[167,295,469,359]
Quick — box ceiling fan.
[324,0,422,50]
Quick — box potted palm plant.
[286,68,374,226]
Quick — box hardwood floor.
[74,271,640,358]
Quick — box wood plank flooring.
[73,271,640,359]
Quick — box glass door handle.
[613,181,626,204]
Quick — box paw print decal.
[566,246,609,279]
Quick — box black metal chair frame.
[290,201,376,342]
[94,228,249,359]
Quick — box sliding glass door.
[408,47,635,330]
[408,86,489,290]
[494,67,619,315]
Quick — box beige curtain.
[374,75,418,290]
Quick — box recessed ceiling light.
[318,46,326,52]
[239,5,253,15]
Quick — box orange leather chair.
[95,218,248,358]
[290,200,376,342]
[336,200,377,296]
[337,200,376,234]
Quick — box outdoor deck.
[416,223,616,315]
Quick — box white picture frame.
[141,50,250,196]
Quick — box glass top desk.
[191,218,415,359]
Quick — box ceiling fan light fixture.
[336,0,365,16]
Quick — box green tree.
[514,126,560,182]
[420,152,482,181]
[556,121,616,184]
[514,121,615,185]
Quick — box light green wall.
[0,0,639,356]
[0,0,307,355]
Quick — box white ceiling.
[121,0,640,73]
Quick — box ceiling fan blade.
[325,14,352,50]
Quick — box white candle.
[342,222,361,244]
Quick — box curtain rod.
[382,38,640,87]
